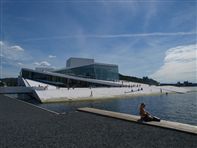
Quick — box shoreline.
[37,91,197,126]
[19,78,194,103]
[42,91,176,103]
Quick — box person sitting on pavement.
[139,103,160,122]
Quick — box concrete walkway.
[0,94,196,148]
[78,107,197,134]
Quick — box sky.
[0,0,196,83]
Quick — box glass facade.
[55,64,96,79]
[21,58,120,88]
[94,64,119,81]
[21,69,112,88]
[55,63,119,81]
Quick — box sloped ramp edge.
[78,107,197,135]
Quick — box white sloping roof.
[22,68,122,87]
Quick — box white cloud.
[0,41,26,61]
[0,41,4,46]
[9,45,24,51]
[34,61,51,67]
[165,45,196,62]
[48,55,56,58]
[17,62,23,66]
[150,44,197,83]
[0,41,35,78]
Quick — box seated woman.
[139,103,160,122]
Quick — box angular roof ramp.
[21,68,122,87]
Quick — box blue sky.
[0,0,196,83]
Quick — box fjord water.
[38,91,197,126]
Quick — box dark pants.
[142,114,160,122]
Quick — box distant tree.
[184,81,188,85]
[0,81,5,87]
[177,81,181,86]
[119,74,159,85]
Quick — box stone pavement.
[0,94,196,148]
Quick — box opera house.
[20,57,120,88]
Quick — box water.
[37,91,197,126]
